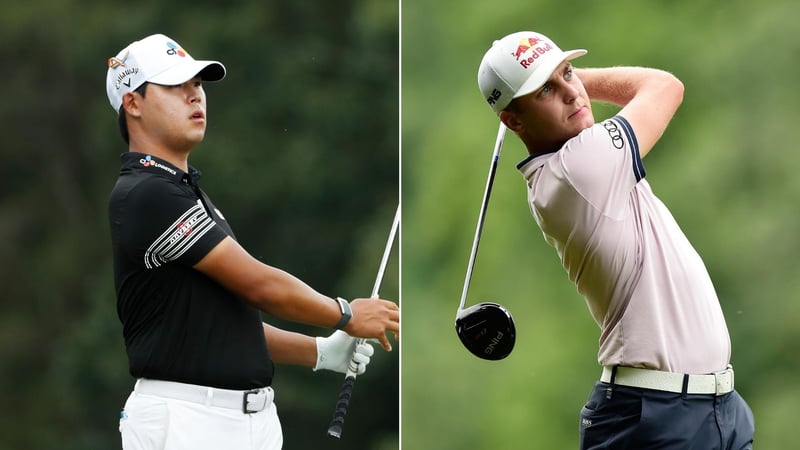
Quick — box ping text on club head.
[484,330,504,355]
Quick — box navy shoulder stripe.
[516,153,536,170]
[516,150,558,170]
[614,115,645,182]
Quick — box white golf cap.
[478,31,586,114]
[106,33,226,113]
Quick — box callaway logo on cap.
[105,34,226,113]
[477,31,587,114]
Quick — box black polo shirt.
[109,152,274,390]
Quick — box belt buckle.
[242,389,263,414]
[713,367,733,396]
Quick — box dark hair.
[117,82,149,144]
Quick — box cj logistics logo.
[166,41,187,57]
[140,155,156,167]
[139,155,177,176]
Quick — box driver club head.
[455,302,516,360]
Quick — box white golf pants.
[119,379,283,450]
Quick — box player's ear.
[500,110,524,134]
[122,92,142,118]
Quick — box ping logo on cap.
[166,41,187,57]
[486,88,502,106]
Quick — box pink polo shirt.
[516,116,730,374]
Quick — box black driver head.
[455,302,516,360]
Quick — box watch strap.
[333,297,352,330]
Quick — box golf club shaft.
[327,204,400,438]
[458,122,507,312]
[370,205,400,299]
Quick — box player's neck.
[524,136,566,156]
[128,135,192,173]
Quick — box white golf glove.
[314,330,374,375]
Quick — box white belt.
[601,365,734,396]
[135,379,274,414]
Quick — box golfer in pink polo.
[478,31,754,449]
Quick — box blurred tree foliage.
[402,0,799,449]
[0,1,398,449]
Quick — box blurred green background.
[402,0,799,449]
[4,0,800,449]
[0,1,398,449]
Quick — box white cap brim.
[513,48,587,101]
[148,59,226,86]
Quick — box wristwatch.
[333,297,352,330]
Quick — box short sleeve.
[113,177,228,269]
[555,115,644,217]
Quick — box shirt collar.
[120,152,202,185]
[516,151,556,181]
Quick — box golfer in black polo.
[106,34,399,450]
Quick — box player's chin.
[571,114,595,133]
[186,129,207,144]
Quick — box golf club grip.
[327,374,357,438]
[327,205,398,438]
[326,337,364,438]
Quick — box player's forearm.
[249,265,344,329]
[575,67,683,107]
[194,237,346,329]
[262,323,317,366]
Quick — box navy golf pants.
[579,381,754,449]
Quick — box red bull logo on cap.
[511,36,554,69]
[511,37,541,60]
